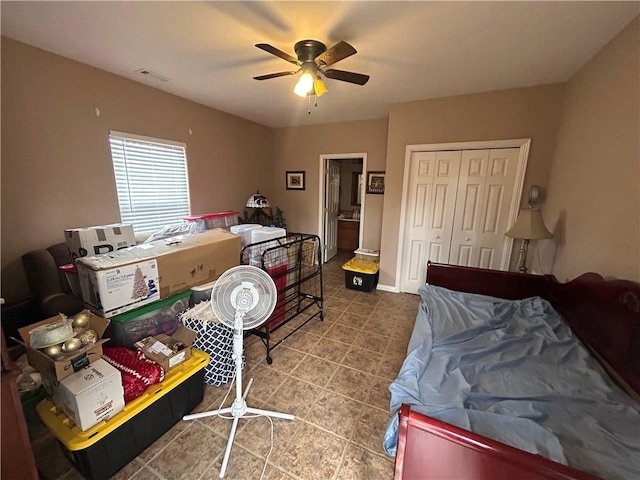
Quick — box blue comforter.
[383,285,640,479]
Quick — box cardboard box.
[52,358,125,431]
[17,313,111,383]
[139,326,197,371]
[65,223,136,264]
[77,229,241,318]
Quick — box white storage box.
[230,224,261,247]
[354,248,380,263]
[65,224,136,264]
[52,358,125,431]
[190,280,217,306]
[250,226,286,244]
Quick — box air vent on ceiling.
[134,68,170,82]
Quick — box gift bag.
[180,302,238,386]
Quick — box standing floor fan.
[182,265,294,478]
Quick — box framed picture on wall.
[286,171,305,190]
[366,171,385,194]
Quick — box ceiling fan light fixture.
[314,76,327,97]
[294,71,314,97]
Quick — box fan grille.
[210,265,277,330]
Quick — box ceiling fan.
[253,40,370,97]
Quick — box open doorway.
[317,153,368,263]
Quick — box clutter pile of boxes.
[16,211,289,479]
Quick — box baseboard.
[376,283,399,293]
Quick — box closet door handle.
[465,237,471,241]
[434,235,440,239]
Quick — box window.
[109,131,190,234]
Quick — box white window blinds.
[109,131,191,234]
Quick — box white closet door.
[449,148,520,269]
[400,150,461,293]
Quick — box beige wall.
[379,84,566,288]
[272,119,388,252]
[542,17,640,282]
[1,37,273,301]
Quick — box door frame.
[318,153,368,263]
[395,139,531,291]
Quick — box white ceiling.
[2,1,638,128]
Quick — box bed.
[384,262,640,480]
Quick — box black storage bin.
[342,257,380,292]
[36,350,209,480]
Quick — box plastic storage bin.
[229,224,261,247]
[104,290,191,348]
[183,211,239,232]
[36,349,209,480]
[189,280,217,306]
[354,248,380,264]
[342,258,380,292]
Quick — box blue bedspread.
[383,285,640,479]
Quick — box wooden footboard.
[394,405,599,480]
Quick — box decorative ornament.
[42,344,65,360]
[77,329,98,347]
[72,310,91,328]
[61,337,82,353]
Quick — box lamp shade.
[505,208,552,240]
[245,191,270,208]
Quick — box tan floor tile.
[333,289,361,302]
[265,376,323,419]
[325,365,374,403]
[147,422,226,480]
[351,406,390,455]
[335,312,370,330]
[365,376,392,412]
[265,466,298,479]
[324,296,352,310]
[129,466,164,480]
[337,443,395,480]
[352,330,390,352]
[277,423,347,479]
[322,323,361,344]
[281,330,322,352]
[244,364,289,405]
[306,390,362,439]
[299,316,333,336]
[290,355,339,387]
[341,345,382,375]
[308,338,351,363]
[234,414,301,463]
[320,307,344,323]
[345,301,376,317]
[267,346,306,373]
[377,354,405,380]
[201,445,267,480]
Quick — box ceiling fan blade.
[255,43,299,65]
[323,69,370,86]
[316,41,357,67]
[253,71,299,81]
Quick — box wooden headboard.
[426,262,640,397]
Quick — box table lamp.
[505,207,552,274]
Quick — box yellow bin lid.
[35,348,210,451]
[342,257,380,274]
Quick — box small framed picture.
[286,171,305,190]
[366,171,385,194]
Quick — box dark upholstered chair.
[21,243,84,319]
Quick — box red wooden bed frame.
[394,262,640,480]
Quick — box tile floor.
[31,251,420,480]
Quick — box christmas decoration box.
[65,223,136,265]
[51,358,125,432]
[16,312,111,383]
[77,229,241,318]
[137,325,197,371]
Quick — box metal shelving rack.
[240,233,323,364]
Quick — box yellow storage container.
[36,349,210,480]
[342,257,380,291]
